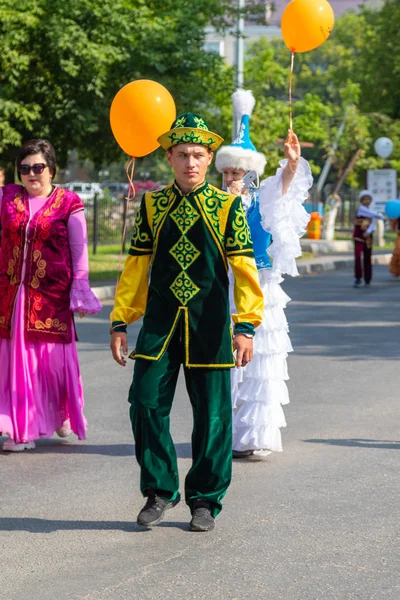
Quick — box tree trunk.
[322,149,363,241]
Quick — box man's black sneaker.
[354,279,362,288]
[189,501,215,532]
[137,493,180,526]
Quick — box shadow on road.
[304,438,400,449]
[0,439,193,458]
[0,517,191,533]
[285,266,400,361]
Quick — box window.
[204,40,225,57]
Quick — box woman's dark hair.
[16,139,57,178]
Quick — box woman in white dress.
[216,90,313,459]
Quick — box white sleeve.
[366,218,376,235]
[257,157,313,277]
[357,205,384,220]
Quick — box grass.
[332,231,396,250]
[88,244,122,283]
[88,233,397,283]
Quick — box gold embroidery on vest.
[170,271,200,306]
[169,197,201,304]
[226,202,252,250]
[31,250,47,289]
[7,246,20,285]
[169,235,200,271]
[170,197,200,234]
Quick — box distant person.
[353,190,384,287]
[0,139,101,452]
[389,216,400,277]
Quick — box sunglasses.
[19,163,48,176]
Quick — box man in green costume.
[110,113,264,531]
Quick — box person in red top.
[0,139,101,452]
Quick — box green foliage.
[1,0,399,191]
[242,2,400,187]
[0,0,235,175]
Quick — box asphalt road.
[1,265,400,600]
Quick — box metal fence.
[309,185,360,230]
[84,185,362,251]
[85,193,141,253]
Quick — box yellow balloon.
[110,80,176,157]
[282,0,335,53]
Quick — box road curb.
[91,253,393,299]
[92,284,116,301]
[297,253,392,275]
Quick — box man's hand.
[233,334,253,368]
[363,231,370,239]
[110,332,128,367]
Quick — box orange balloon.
[281,0,335,53]
[110,80,176,157]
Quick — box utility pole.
[235,0,244,91]
[233,0,245,139]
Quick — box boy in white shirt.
[353,190,384,287]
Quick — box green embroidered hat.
[157,113,224,151]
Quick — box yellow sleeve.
[110,253,151,325]
[228,254,264,329]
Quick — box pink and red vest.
[0,184,84,343]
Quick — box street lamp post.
[233,0,245,139]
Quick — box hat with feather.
[215,89,266,176]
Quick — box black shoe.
[189,501,215,532]
[137,492,180,526]
[354,279,362,288]
[232,449,254,459]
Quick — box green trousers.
[129,326,232,517]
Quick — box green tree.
[0,0,236,176]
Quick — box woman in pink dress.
[0,139,101,451]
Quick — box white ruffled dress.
[231,157,312,453]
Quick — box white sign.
[366,169,398,212]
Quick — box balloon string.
[117,157,136,277]
[289,51,295,130]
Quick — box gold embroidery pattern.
[170,197,200,234]
[226,202,252,250]
[13,194,25,213]
[198,187,228,248]
[174,116,186,128]
[170,271,200,306]
[31,250,47,289]
[169,235,200,271]
[193,117,208,130]
[34,318,68,332]
[131,208,151,247]
[169,197,201,304]
[29,293,67,333]
[7,246,20,285]
[149,186,176,242]
[43,188,64,217]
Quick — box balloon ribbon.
[117,157,136,277]
[289,51,295,130]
